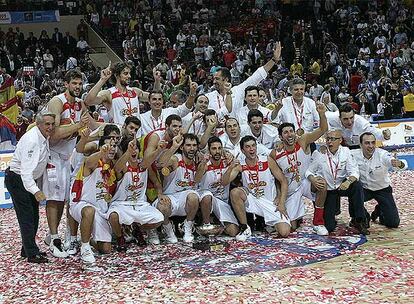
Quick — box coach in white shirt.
[273,77,320,135]
[353,132,406,228]
[306,129,369,235]
[205,42,282,117]
[326,103,391,148]
[4,112,55,263]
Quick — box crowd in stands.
[1,0,413,139]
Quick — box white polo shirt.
[326,112,385,146]
[306,146,359,190]
[352,148,407,191]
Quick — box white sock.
[81,242,90,250]
[70,236,77,242]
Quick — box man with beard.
[70,138,117,270]
[194,137,239,236]
[107,140,165,251]
[139,84,195,136]
[220,117,270,159]
[206,43,281,117]
[272,78,320,136]
[222,136,291,241]
[270,102,328,235]
[150,133,201,243]
[84,62,161,125]
[306,129,369,235]
[326,103,391,149]
[353,132,406,228]
[43,69,97,259]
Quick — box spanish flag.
[71,160,117,203]
[0,76,18,124]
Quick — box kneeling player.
[222,136,291,241]
[151,133,201,243]
[108,140,164,251]
[70,138,117,270]
[195,136,239,236]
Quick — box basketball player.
[222,136,291,241]
[270,102,329,235]
[84,62,161,125]
[195,136,239,236]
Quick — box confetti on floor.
[0,171,413,303]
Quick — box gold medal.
[161,167,170,176]
[295,174,301,183]
[104,193,112,203]
[296,128,305,136]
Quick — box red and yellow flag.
[0,76,18,124]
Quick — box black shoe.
[21,250,47,258]
[353,220,370,235]
[371,205,380,223]
[27,254,49,263]
[116,236,127,252]
[132,224,147,247]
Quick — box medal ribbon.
[327,152,340,186]
[119,89,132,115]
[291,97,304,129]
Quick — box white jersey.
[108,86,140,125]
[236,105,272,126]
[273,142,311,196]
[220,133,271,159]
[241,124,278,149]
[140,104,191,136]
[240,155,277,201]
[182,112,206,137]
[77,166,110,212]
[163,154,197,195]
[199,160,230,201]
[49,93,83,157]
[112,162,148,205]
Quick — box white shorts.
[199,190,238,225]
[69,201,112,243]
[285,178,315,221]
[42,150,71,202]
[244,192,290,226]
[153,190,199,217]
[107,201,164,226]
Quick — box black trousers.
[4,168,40,257]
[363,186,400,228]
[325,181,365,232]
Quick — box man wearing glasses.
[306,129,369,235]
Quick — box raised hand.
[382,129,391,140]
[80,111,92,127]
[273,41,282,62]
[223,81,232,94]
[100,61,112,82]
[79,127,91,138]
[316,102,326,114]
[153,69,162,82]
[172,133,184,148]
[127,139,138,155]
[157,139,169,150]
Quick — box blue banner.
[8,10,60,24]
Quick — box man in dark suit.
[51,27,63,45]
[63,31,76,56]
